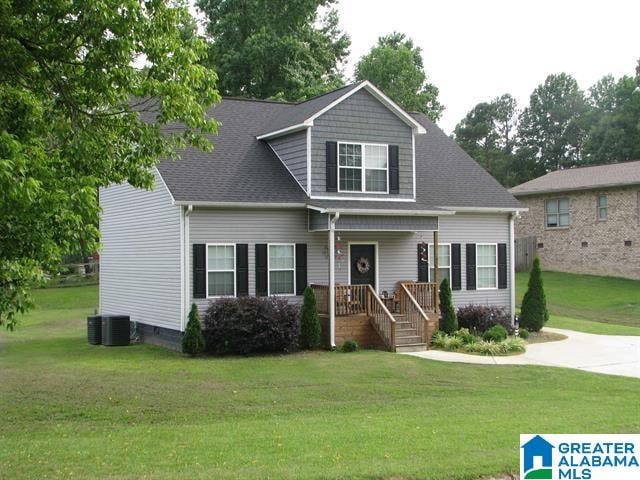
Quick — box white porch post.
[509,212,517,324]
[328,212,340,348]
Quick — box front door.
[350,244,376,288]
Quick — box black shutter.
[498,243,507,289]
[389,145,399,194]
[417,243,429,282]
[236,244,249,296]
[295,243,308,295]
[255,244,268,296]
[466,243,476,290]
[326,141,337,192]
[193,244,206,299]
[451,243,462,290]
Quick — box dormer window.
[338,142,388,193]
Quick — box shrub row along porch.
[311,282,439,352]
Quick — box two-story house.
[510,161,640,280]
[99,81,524,352]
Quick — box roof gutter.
[439,206,528,213]
[307,205,455,216]
[174,201,308,209]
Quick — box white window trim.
[545,198,570,229]
[597,193,608,221]
[476,243,498,291]
[206,243,236,298]
[337,141,389,194]
[427,243,451,283]
[267,243,296,296]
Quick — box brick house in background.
[510,161,640,280]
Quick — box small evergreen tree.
[519,258,549,332]
[438,277,458,334]
[182,303,205,355]
[300,286,321,349]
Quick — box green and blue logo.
[520,434,640,480]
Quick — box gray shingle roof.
[510,160,640,197]
[154,84,522,211]
[255,82,364,137]
[156,98,307,204]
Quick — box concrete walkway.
[404,328,640,378]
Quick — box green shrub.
[341,339,359,352]
[454,328,477,345]
[182,303,205,356]
[501,337,526,353]
[438,277,458,334]
[483,324,508,342]
[518,327,530,339]
[520,257,549,332]
[300,286,321,349]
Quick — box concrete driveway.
[404,328,640,378]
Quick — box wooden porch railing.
[365,284,396,351]
[401,282,437,313]
[310,283,396,351]
[398,283,430,343]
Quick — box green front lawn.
[516,271,640,335]
[1,286,639,479]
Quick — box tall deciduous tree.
[355,32,444,121]
[453,94,518,185]
[0,0,220,329]
[584,71,640,165]
[517,73,588,175]
[197,0,350,101]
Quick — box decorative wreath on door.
[356,257,371,274]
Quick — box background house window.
[476,244,497,289]
[428,244,451,284]
[338,142,388,193]
[207,244,235,296]
[597,193,607,220]
[545,198,570,228]
[268,244,295,295]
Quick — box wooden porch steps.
[392,314,427,352]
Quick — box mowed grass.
[1,286,639,479]
[516,271,640,334]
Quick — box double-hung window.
[338,142,388,193]
[428,244,451,284]
[476,244,497,289]
[268,244,295,295]
[545,198,570,228]
[207,244,235,296]
[597,194,607,220]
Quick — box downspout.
[509,212,517,325]
[328,212,340,348]
[182,204,193,331]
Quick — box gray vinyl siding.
[99,169,183,331]
[435,213,511,310]
[189,208,327,313]
[310,89,414,198]
[189,209,512,315]
[268,130,308,192]
[309,211,438,231]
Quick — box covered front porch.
[311,282,439,352]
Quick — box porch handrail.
[365,284,396,352]
[401,282,437,313]
[399,283,430,343]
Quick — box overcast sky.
[336,0,639,133]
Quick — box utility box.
[87,315,102,345]
[101,315,130,346]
